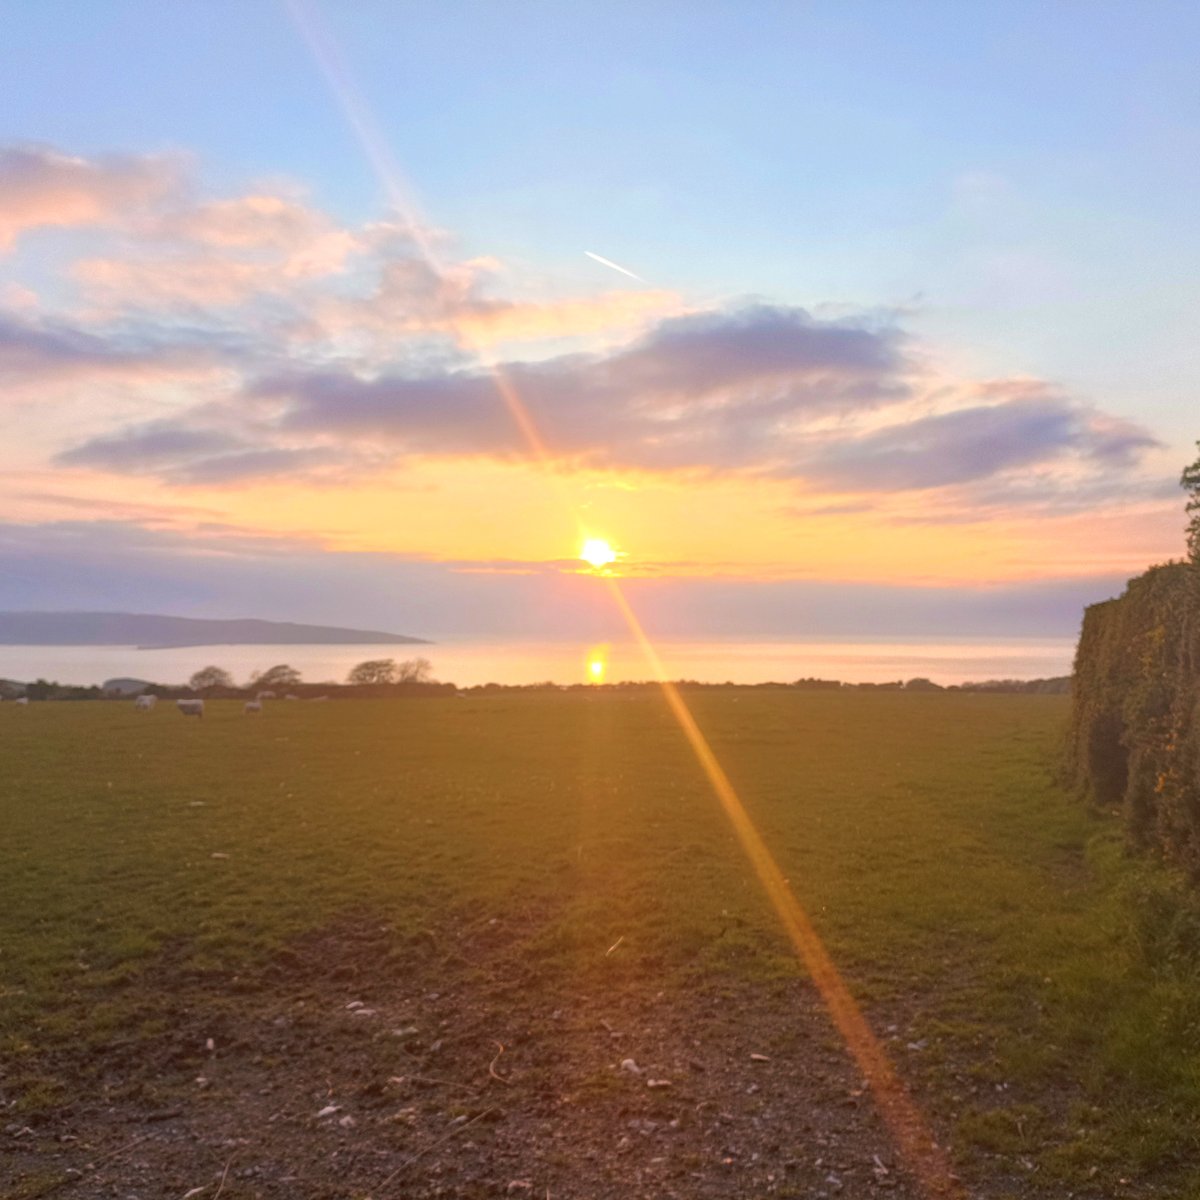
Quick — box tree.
[189,665,233,691]
[252,663,302,690]
[347,658,397,685]
[1184,441,1200,564]
[396,657,434,684]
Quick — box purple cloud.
[45,301,1158,496]
[796,397,1161,492]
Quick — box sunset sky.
[2,1,1196,640]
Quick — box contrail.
[584,250,644,282]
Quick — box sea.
[0,636,1077,689]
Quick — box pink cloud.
[75,192,360,310]
[0,144,180,251]
[303,250,680,348]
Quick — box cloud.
[606,304,906,396]
[0,516,1130,643]
[796,395,1161,492]
[251,304,910,471]
[56,299,1158,500]
[1,142,1165,518]
[51,303,911,483]
[23,153,680,345]
[18,490,223,524]
[881,471,1181,525]
[296,240,679,349]
[151,193,346,255]
[0,144,180,251]
[55,419,366,485]
[0,144,414,318]
[74,193,361,311]
[0,309,207,391]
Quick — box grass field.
[2,691,1199,1198]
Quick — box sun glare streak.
[287,8,961,1194]
[284,0,563,481]
[603,578,963,1200]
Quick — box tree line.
[185,657,435,692]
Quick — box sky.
[1,0,1197,641]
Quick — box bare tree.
[396,657,434,684]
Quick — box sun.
[580,537,617,569]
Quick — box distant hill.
[0,612,430,649]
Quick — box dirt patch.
[4,916,935,1199]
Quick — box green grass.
[2,691,1198,1193]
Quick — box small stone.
[619,1058,641,1074]
[750,1053,770,1062]
[646,1079,672,1089]
[315,1104,341,1118]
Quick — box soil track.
[6,915,934,1200]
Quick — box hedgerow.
[1069,444,1200,876]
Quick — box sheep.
[134,694,157,711]
[176,698,204,718]
[14,696,29,706]
[244,700,262,714]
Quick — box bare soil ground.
[6,915,934,1200]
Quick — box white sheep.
[244,700,262,714]
[134,694,157,711]
[176,698,204,718]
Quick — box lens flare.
[288,9,963,1193]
